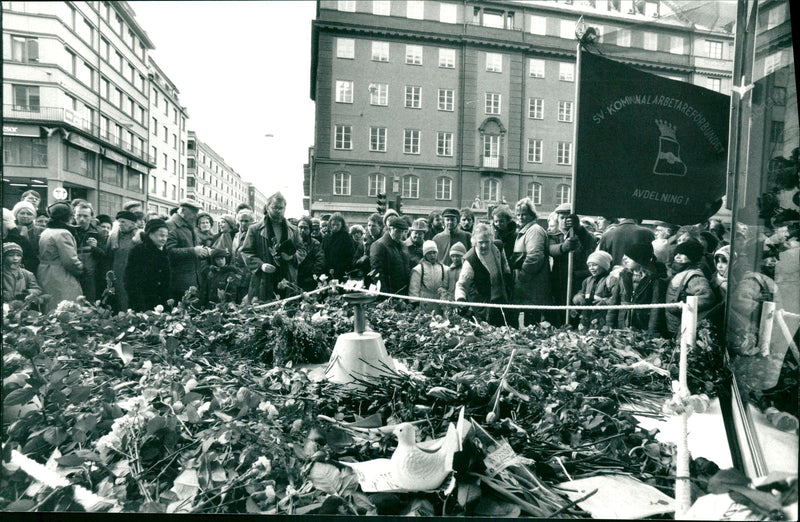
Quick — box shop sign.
[3,124,42,137]
[128,160,148,174]
[68,134,101,153]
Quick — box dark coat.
[549,225,596,307]
[606,264,668,336]
[74,223,108,302]
[323,229,355,279]
[240,217,305,302]
[5,228,38,273]
[165,213,201,300]
[494,221,517,263]
[124,236,171,312]
[200,264,242,305]
[298,237,325,291]
[572,272,614,329]
[370,234,411,295]
[598,221,656,267]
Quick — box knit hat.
[674,239,704,263]
[116,210,138,222]
[12,201,36,218]
[713,245,731,263]
[3,242,23,255]
[410,218,428,232]
[587,250,612,271]
[624,243,654,267]
[48,202,73,223]
[144,218,168,235]
[422,240,438,256]
[449,242,467,257]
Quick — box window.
[482,10,504,28]
[336,38,354,59]
[115,51,123,72]
[65,144,94,178]
[100,116,108,139]
[437,132,454,156]
[529,58,545,78]
[333,172,351,195]
[558,101,573,122]
[440,3,456,23]
[163,153,168,169]
[164,100,169,116]
[707,77,722,92]
[406,0,424,20]
[643,32,658,51]
[163,126,168,143]
[161,180,167,197]
[481,178,500,202]
[372,0,390,15]
[527,182,542,204]
[528,98,543,119]
[150,175,157,193]
[669,36,683,54]
[483,135,501,164]
[102,160,123,186]
[556,184,571,205]
[126,63,134,83]
[172,159,177,175]
[706,40,723,59]
[764,51,783,75]
[115,88,123,108]
[402,175,420,198]
[337,1,355,12]
[617,29,631,47]
[335,80,354,103]
[173,108,178,124]
[369,127,387,152]
[438,89,454,111]
[100,37,109,61]
[559,62,574,81]
[10,36,39,63]
[405,86,421,108]
[77,16,93,44]
[12,85,40,111]
[560,19,575,39]
[485,93,501,114]
[439,48,455,68]
[334,125,352,150]
[435,177,452,200]
[530,15,546,35]
[3,137,47,167]
[77,61,93,87]
[153,89,159,107]
[368,173,386,196]
[173,134,178,149]
[527,139,542,163]
[766,4,786,29]
[101,77,110,99]
[486,52,503,72]
[405,45,423,65]
[369,83,388,105]
[556,142,572,165]
[772,86,786,105]
[152,117,158,134]
[404,129,421,154]
[372,41,389,62]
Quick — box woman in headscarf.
[125,218,171,312]
[322,212,355,280]
[37,202,84,313]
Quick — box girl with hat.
[409,240,449,313]
[124,219,171,312]
[664,239,717,336]
[3,242,42,305]
[200,248,242,306]
[37,202,84,313]
[445,242,466,300]
[572,250,614,329]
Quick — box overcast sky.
[132,1,317,216]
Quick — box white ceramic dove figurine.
[390,422,459,491]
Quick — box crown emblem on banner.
[655,119,678,141]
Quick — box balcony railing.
[4,105,154,165]
[481,155,504,169]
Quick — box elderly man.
[108,210,139,310]
[370,216,411,295]
[547,204,594,322]
[241,192,306,302]
[231,208,255,302]
[165,199,209,301]
[433,208,471,266]
[74,202,107,302]
[404,218,428,269]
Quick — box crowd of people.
[3,190,798,344]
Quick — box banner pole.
[565,38,582,324]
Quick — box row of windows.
[151,88,185,129]
[100,37,146,92]
[99,1,147,60]
[151,119,184,153]
[329,171,571,206]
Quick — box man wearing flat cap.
[166,198,210,301]
[548,203,595,324]
[107,209,140,310]
[370,215,411,295]
[433,208,471,266]
[404,218,428,269]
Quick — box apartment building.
[146,57,188,217]
[309,0,735,223]
[3,1,156,215]
[246,182,268,221]
[186,130,248,217]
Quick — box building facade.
[186,130,248,218]
[310,0,735,223]
[146,57,188,217]
[3,1,156,216]
[246,182,268,221]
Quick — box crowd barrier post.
[675,295,698,519]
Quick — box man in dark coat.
[73,202,108,302]
[297,217,325,291]
[433,208,471,266]
[370,216,411,295]
[165,199,209,301]
[598,217,656,267]
[492,206,517,263]
[404,218,428,269]
[548,205,594,318]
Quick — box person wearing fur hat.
[404,218,428,269]
[409,240,449,312]
[445,242,466,301]
[664,238,717,336]
[606,242,668,336]
[200,248,242,306]
[124,219,171,312]
[572,250,614,329]
[37,202,84,313]
[3,242,41,304]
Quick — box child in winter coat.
[445,242,466,301]
[409,240,449,313]
[2,242,41,304]
[201,249,243,306]
[572,250,614,328]
[710,245,730,303]
[606,242,668,336]
[665,239,717,336]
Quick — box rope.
[250,285,330,310]
[333,284,685,312]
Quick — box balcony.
[4,105,155,166]
[481,155,504,169]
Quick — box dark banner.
[574,50,730,225]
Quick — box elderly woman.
[322,213,356,280]
[511,198,551,326]
[124,218,171,312]
[38,202,84,313]
[455,223,513,327]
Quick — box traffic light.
[376,193,387,214]
[395,195,402,214]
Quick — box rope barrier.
[250,285,330,310]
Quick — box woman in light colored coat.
[510,198,551,326]
[37,202,83,313]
